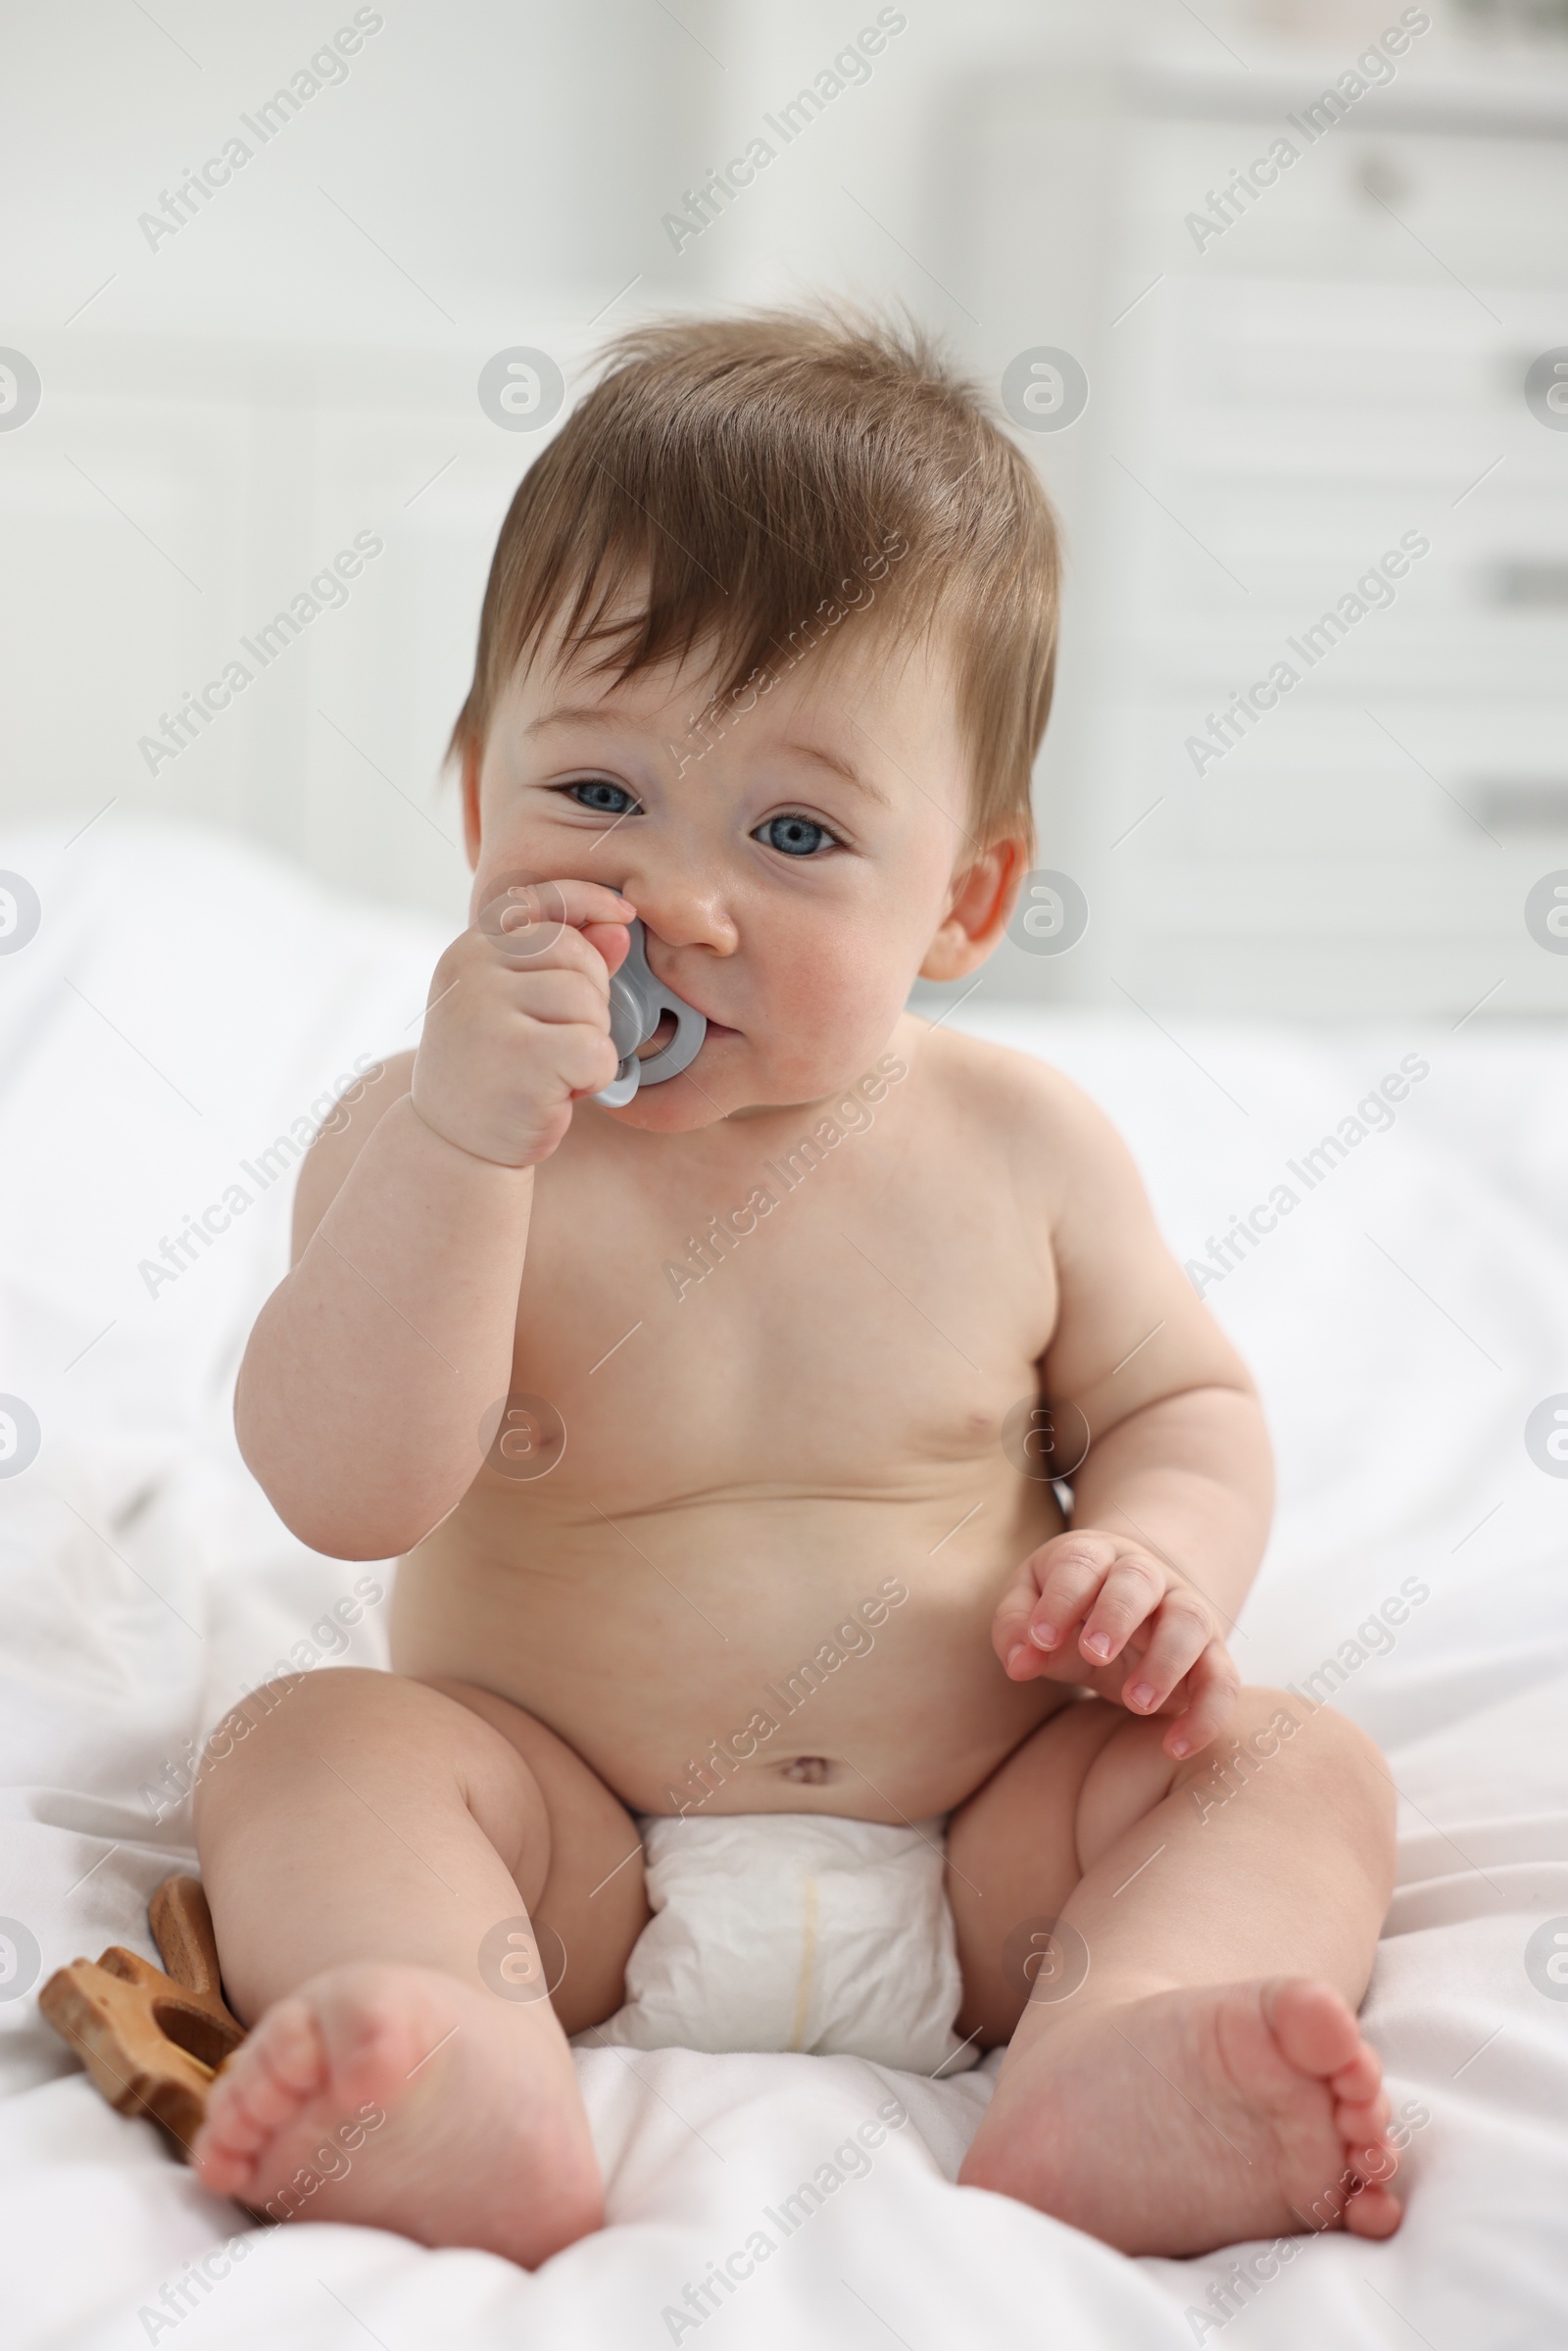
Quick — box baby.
[189,309,1402,2266]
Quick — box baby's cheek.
[752,921,903,1053]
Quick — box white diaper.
[584,1810,978,2077]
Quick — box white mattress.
[2,818,1564,2349]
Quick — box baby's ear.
[919,836,1026,982]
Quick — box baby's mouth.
[634,1010,737,1057]
[634,1010,680,1060]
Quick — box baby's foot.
[191,1962,601,2267]
[958,1977,1401,2257]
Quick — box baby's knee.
[1237,1686,1390,1788]
[1178,1688,1395,1835]
[192,1667,457,1835]
[1079,1686,1392,1859]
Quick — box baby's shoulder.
[908,1020,1137,1203]
[912,1017,1107,1136]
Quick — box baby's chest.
[513,1163,1055,1488]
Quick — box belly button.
[782,1756,835,1785]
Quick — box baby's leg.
[191,1668,649,2265]
[948,1689,1399,2257]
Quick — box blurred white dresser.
[956,38,1568,1014]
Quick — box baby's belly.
[390,1475,1073,1821]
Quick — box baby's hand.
[411,878,636,1168]
[993,1529,1239,1758]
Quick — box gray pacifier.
[594,918,708,1107]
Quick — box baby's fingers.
[1021,1536,1120,1662]
[478,876,636,933]
[993,1562,1052,1678]
[1117,1588,1212,1717]
[1158,1640,1241,1759]
[995,1535,1112,1679]
[1078,1554,1165,1666]
[476,878,635,975]
[580,920,633,975]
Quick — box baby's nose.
[613,877,738,957]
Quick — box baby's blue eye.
[568,778,637,815]
[756,813,834,857]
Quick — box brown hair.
[447,302,1062,853]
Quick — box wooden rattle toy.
[39,1875,246,2154]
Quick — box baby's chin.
[590,1036,876,1133]
[583,1031,749,1133]
[595,1077,733,1134]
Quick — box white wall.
[3,0,1566,1014]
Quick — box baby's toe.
[1335,2088,1390,2145]
[191,2137,255,2194]
[1265,1978,1364,2079]
[191,2088,267,2189]
[249,1998,328,2090]
[1329,2044,1383,2105]
[244,2003,327,2110]
[195,1999,326,2168]
[197,2084,269,2158]
[1346,2180,1402,2238]
[309,1969,430,2105]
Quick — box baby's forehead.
[503,610,954,747]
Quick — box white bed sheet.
[1,819,1564,2349]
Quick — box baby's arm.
[992,1076,1273,1756]
[234,881,633,1558]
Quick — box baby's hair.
[447,300,1062,853]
